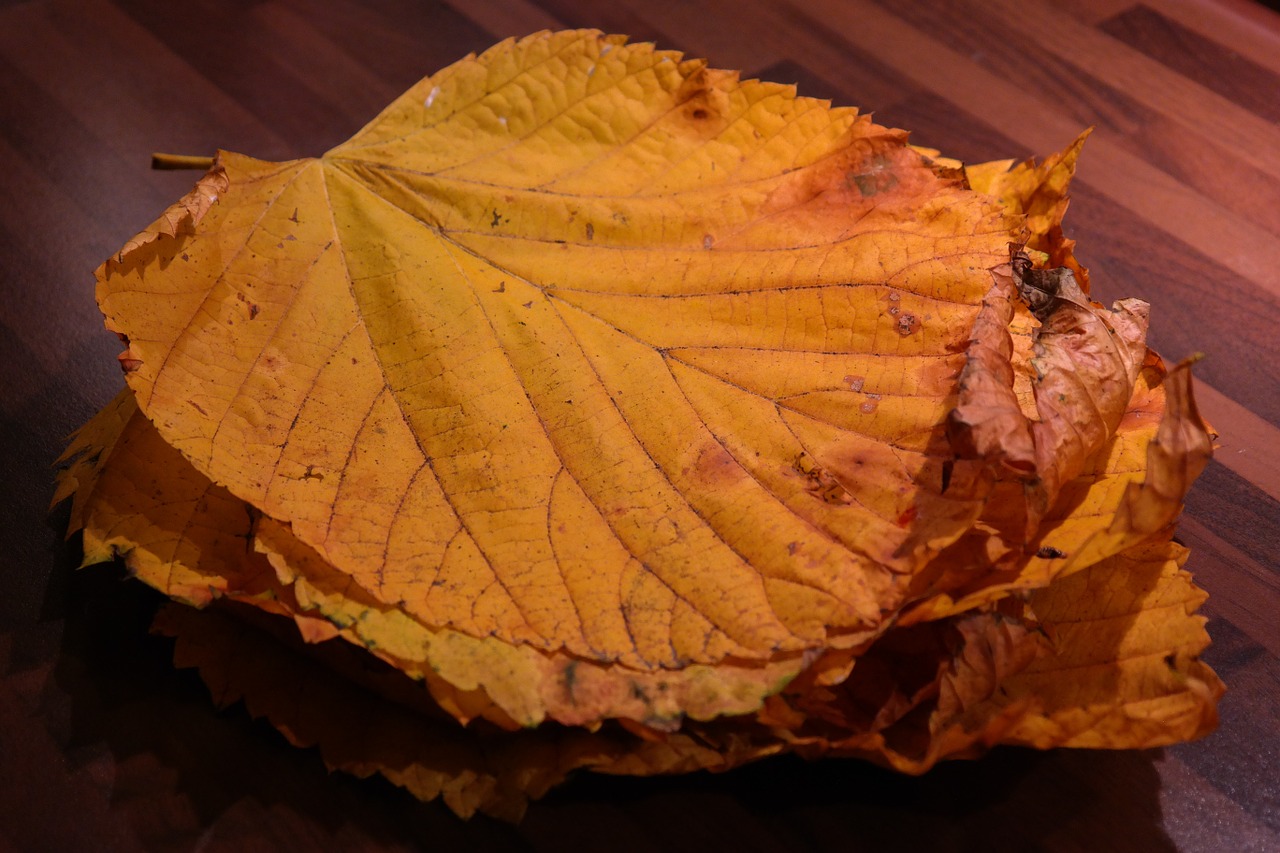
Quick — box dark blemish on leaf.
[351,357,358,365]
[694,444,740,485]
[493,281,506,293]
[289,208,299,223]
[181,253,189,261]
[190,401,207,416]
[851,171,899,197]
[896,313,919,336]
[248,302,259,320]
[690,107,709,120]
[303,465,324,482]
[793,452,853,504]
[844,375,865,392]
[787,541,800,555]
[563,661,578,701]
[490,209,505,228]
[586,222,594,240]
[1164,652,1178,670]
[522,301,533,308]
[703,234,714,250]
[1036,546,1066,559]
[896,506,917,527]
[941,459,954,493]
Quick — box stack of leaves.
[56,31,1223,820]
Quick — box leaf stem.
[151,153,215,171]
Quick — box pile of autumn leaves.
[56,31,1222,820]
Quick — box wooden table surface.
[3,0,1278,849]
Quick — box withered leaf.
[58,30,1221,818]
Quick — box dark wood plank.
[871,0,1280,244]
[1101,3,1280,121]
[1139,0,1280,78]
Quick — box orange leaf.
[96,32,1014,671]
[56,30,1222,810]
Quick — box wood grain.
[2,1,1277,849]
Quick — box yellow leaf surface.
[55,389,282,610]
[59,389,810,727]
[980,537,1223,749]
[255,512,809,728]
[98,31,1017,668]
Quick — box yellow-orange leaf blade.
[97,31,1011,668]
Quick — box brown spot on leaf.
[693,443,741,486]
[793,451,853,504]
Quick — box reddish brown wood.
[2,1,1277,849]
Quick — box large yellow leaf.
[98,31,1016,668]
